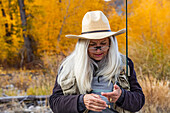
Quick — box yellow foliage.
[0,0,169,79]
[128,0,170,49]
[26,0,106,56]
[0,0,24,64]
[124,0,170,79]
[108,7,126,53]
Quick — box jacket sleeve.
[117,58,145,112]
[49,76,81,113]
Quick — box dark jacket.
[49,58,145,113]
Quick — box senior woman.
[49,11,145,113]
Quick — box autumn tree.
[27,0,106,56]
[0,0,107,67]
[18,0,34,67]
[0,0,169,79]
[105,0,170,79]
[127,0,170,79]
[0,0,24,67]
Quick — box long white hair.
[57,36,122,94]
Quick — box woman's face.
[88,37,110,61]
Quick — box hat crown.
[82,11,111,33]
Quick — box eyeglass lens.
[88,46,109,53]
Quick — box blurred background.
[0,0,169,112]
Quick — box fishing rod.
[126,0,128,76]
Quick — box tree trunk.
[0,0,11,37]
[18,0,33,63]
[57,0,70,41]
[9,0,14,32]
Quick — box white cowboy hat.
[66,11,126,39]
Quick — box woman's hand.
[83,94,107,112]
[101,84,122,103]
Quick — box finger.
[114,85,122,96]
[91,94,107,106]
[93,98,107,107]
[86,95,107,107]
[92,94,102,99]
[101,92,115,96]
[92,102,107,108]
[114,84,120,90]
[84,94,107,109]
[86,98,107,112]
[110,96,119,100]
[88,104,106,112]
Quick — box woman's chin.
[93,57,103,61]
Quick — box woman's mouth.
[94,53,103,57]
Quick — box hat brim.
[65,28,126,39]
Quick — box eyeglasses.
[88,46,110,53]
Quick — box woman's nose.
[96,48,101,53]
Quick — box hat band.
[81,30,111,34]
